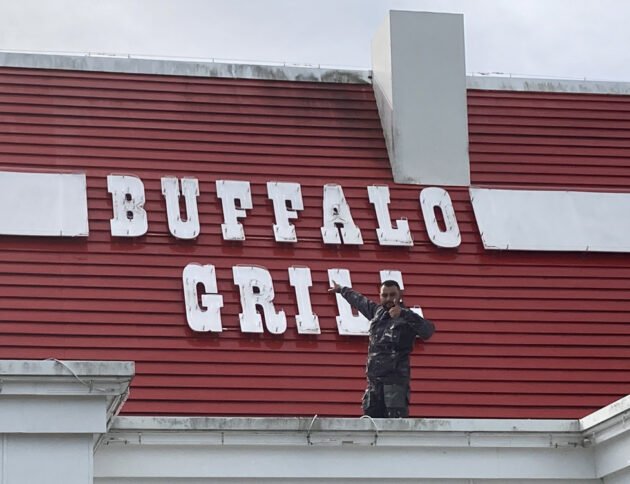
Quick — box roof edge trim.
[4,51,630,92]
[467,75,630,95]
[0,51,371,84]
[112,416,579,433]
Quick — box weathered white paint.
[580,394,630,430]
[182,263,224,332]
[471,188,630,252]
[321,184,364,245]
[0,360,133,484]
[288,267,320,334]
[107,175,148,237]
[371,11,470,186]
[0,51,371,84]
[368,185,413,246]
[5,51,630,95]
[420,187,461,248]
[0,360,133,431]
[467,75,630,95]
[216,180,252,241]
[267,181,303,243]
[161,177,200,239]
[232,266,287,334]
[11,170,630,256]
[0,171,89,236]
[328,268,369,335]
[183,265,431,335]
[94,393,629,483]
[581,395,630,482]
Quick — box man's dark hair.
[381,280,401,290]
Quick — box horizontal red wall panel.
[469,89,630,190]
[0,67,628,419]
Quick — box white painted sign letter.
[368,185,413,246]
[420,187,461,248]
[107,175,148,237]
[288,267,320,334]
[233,266,287,334]
[182,263,224,332]
[161,177,200,239]
[216,180,252,241]
[328,268,369,335]
[321,184,363,245]
[267,181,303,242]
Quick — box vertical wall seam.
[1,434,7,484]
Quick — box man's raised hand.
[389,302,402,319]
[328,281,342,293]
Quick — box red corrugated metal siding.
[469,89,630,189]
[0,67,628,419]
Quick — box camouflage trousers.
[362,379,410,418]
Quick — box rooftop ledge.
[0,50,372,84]
[98,398,630,482]
[113,415,580,434]
[0,359,134,378]
[3,50,630,94]
[0,359,134,434]
[108,394,629,449]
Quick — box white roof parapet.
[108,415,584,451]
[467,74,630,95]
[99,415,592,482]
[4,50,630,93]
[99,395,629,482]
[0,51,371,84]
[0,359,134,434]
[0,360,135,484]
[579,394,630,481]
[113,415,580,435]
[580,393,630,432]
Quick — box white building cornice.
[467,75,630,95]
[96,395,629,483]
[0,359,134,434]
[0,50,371,84]
[4,50,630,95]
[0,360,134,484]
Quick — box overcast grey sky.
[1,0,628,82]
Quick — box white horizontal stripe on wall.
[0,171,89,236]
[470,187,630,252]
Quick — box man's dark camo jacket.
[340,286,435,382]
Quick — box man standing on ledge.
[329,280,435,418]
